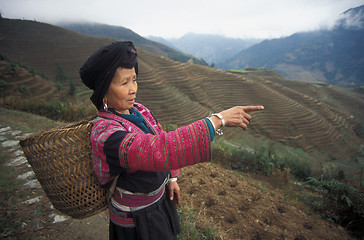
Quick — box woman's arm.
[91,105,263,180]
[104,119,212,172]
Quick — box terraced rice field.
[1,18,363,175]
[135,50,363,164]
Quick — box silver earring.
[103,102,108,112]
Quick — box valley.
[0,17,363,239]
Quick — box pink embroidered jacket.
[90,103,213,227]
[90,103,213,188]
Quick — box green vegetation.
[354,122,364,138]
[55,82,63,91]
[76,89,93,96]
[69,81,76,96]
[0,152,22,239]
[18,84,30,94]
[303,177,364,238]
[2,96,97,122]
[55,63,77,96]
[178,208,222,240]
[212,140,311,180]
[161,123,178,132]
[0,108,61,133]
[55,63,68,82]
[0,79,7,97]
[227,68,267,74]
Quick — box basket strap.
[89,116,103,124]
[107,175,120,204]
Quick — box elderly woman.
[80,41,263,240]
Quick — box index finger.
[242,105,264,112]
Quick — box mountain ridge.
[219,5,364,87]
[149,33,262,65]
[58,22,209,66]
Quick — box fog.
[0,0,363,39]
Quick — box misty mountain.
[219,5,364,87]
[147,36,177,49]
[149,33,262,65]
[58,22,208,66]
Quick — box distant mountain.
[58,22,209,66]
[147,36,177,49]
[220,5,364,87]
[149,33,262,65]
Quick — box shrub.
[304,177,364,237]
[69,81,76,96]
[55,63,67,82]
[354,123,364,138]
[55,83,63,92]
[161,123,178,132]
[275,155,311,180]
[18,84,30,94]
[211,141,311,179]
[40,73,48,80]
[211,140,234,167]
[25,66,35,74]
[0,79,8,97]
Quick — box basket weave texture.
[19,116,107,219]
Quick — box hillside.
[0,108,355,239]
[220,5,364,87]
[58,22,209,66]
[1,18,363,185]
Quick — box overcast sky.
[1,0,363,39]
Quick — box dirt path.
[0,125,109,240]
[0,124,356,240]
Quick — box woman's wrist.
[209,113,224,135]
[169,178,177,183]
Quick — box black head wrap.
[79,41,138,109]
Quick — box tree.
[69,81,76,96]
[55,63,67,82]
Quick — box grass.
[227,68,267,74]
[0,151,22,239]
[177,207,223,240]
[76,89,93,96]
[0,108,62,134]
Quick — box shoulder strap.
[107,175,119,204]
[90,116,122,203]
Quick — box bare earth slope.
[179,164,353,240]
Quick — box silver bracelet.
[169,178,178,183]
[211,113,224,135]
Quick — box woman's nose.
[129,83,137,94]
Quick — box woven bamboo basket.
[19,116,107,219]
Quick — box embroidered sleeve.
[114,119,212,172]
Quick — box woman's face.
[104,67,137,114]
